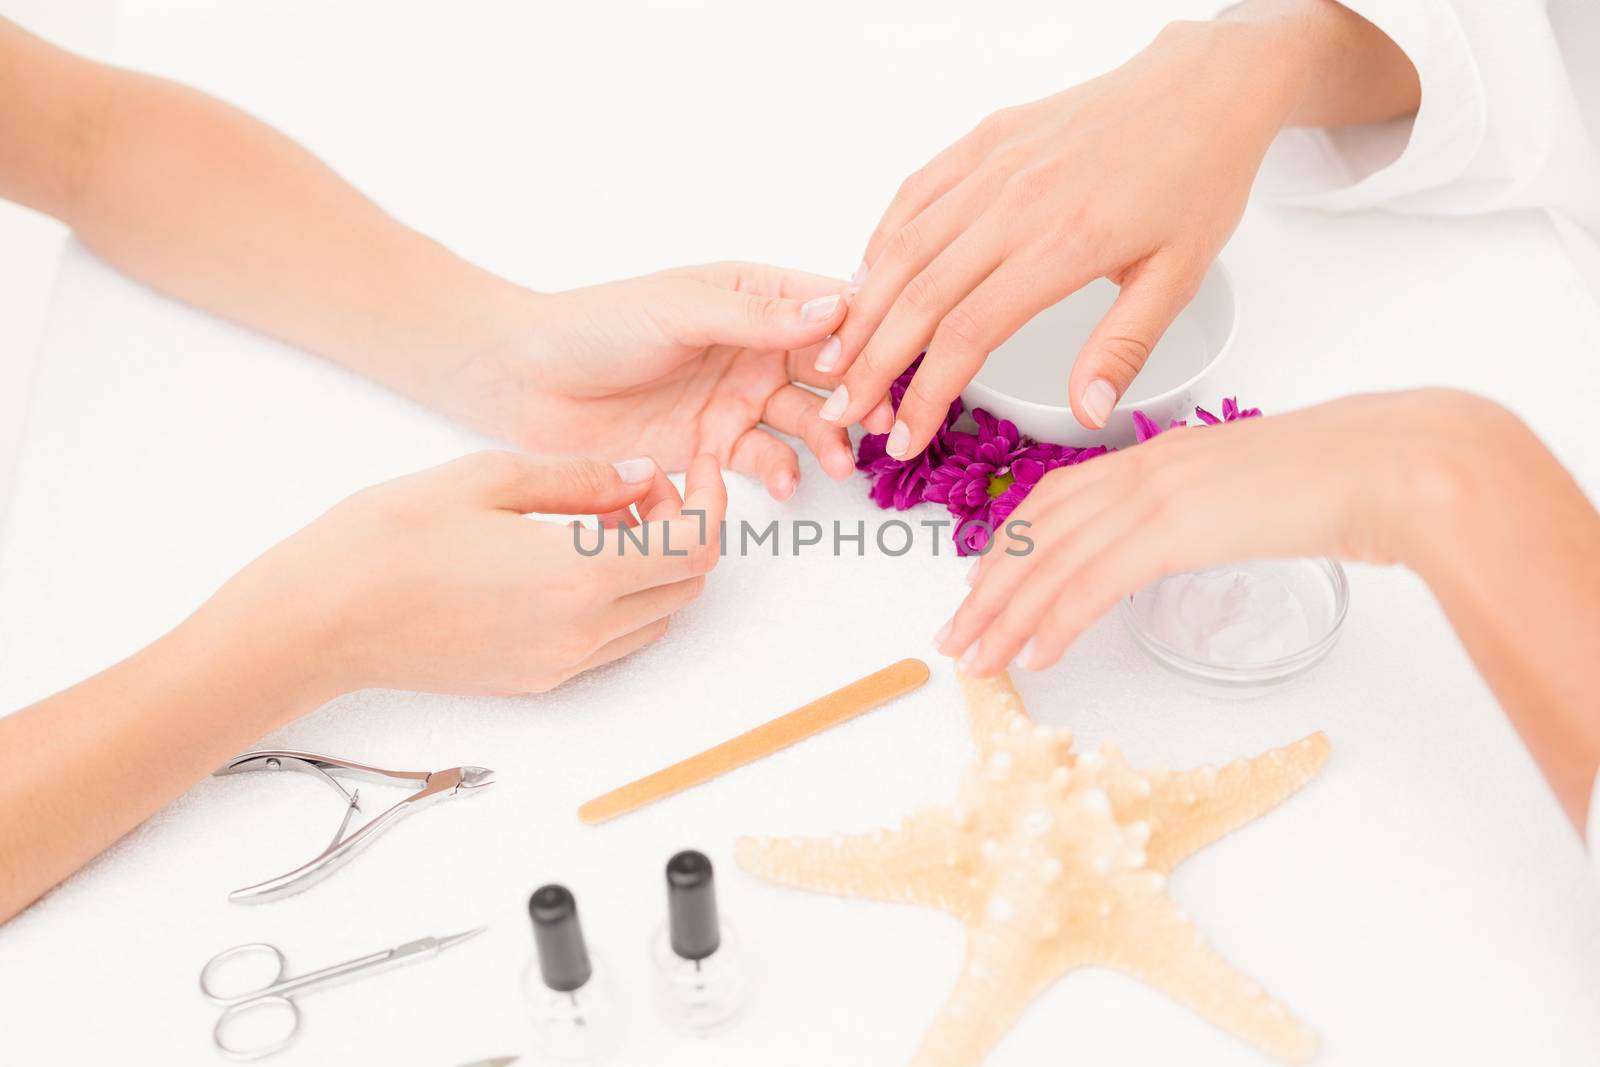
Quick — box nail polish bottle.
[524,884,622,1062]
[651,850,747,1035]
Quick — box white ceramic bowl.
[962,260,1237,447]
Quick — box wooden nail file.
[578,658,930,825]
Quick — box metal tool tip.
[438,926,488,951]
[459,766,496,789]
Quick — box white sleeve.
[1261,0,1600,240]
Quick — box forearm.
[1399,402,1600,831]
[1199,0,1421,128]
[0,597,331,923]
[0,20,530,406]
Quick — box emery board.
[578,658,930,825]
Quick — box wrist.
[185,561,354,730]
[1372,391,1528,583]
[1148,17,1315,140]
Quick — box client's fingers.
[572,617,672,676]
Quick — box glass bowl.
[1119,558,1349,698]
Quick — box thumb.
[456,451,657,515]
[1068,258,1199,430]
[667,278,847,351]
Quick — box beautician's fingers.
[658,275,846,354]
[729,426,800,500]
[688,260,848,303]
[1066,253,1201,430]
[448,451,655,516]
[607,574,707,636]
[638,467,686,522]
[762,385,855,480]
[567,617,673,680]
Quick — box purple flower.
[924,413,1101,555]
[851,369,1261,554]
[1195,396,1262,425]
[855,356,963,510]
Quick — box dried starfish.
[735,670,1329,1066]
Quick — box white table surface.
[2,2,1598,1065]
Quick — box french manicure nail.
[612,457,655,483]
[933,619,952,648]
[819,384,849,422]
[958,642,980,672]
[1016,638,1038,670]
[1082,379,1117,429]
[814,335,841,373]
[851,260,869,286]
[886,420,911,458]
[800,293,841,322]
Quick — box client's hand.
[822,23,1288,453]
[438,262,856,501]
[212,451,727,696]
[822,3,1422,455]
[938,391,1538,676]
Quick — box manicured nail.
[819,385,849,422]
[774,471,796,500]
[1016,638,1038,670]
[1082,379,1117,428]
[801,293,841,322]
[886,420,911,458]
[958,641,980,671]
[612,457,655,483]
[933,619,952,648]
[851,260,869,285]
[814,335,841,373]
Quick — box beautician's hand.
[434,263,858,501]
[822,7,1422,456]
[214,451,727,696]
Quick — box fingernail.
[612,457,655,483]
[965,561,980,586]
[851,260,869,286]
[958,641,980,672]
[1082,379,1117,428]
[775,471,796,500]
[1016,638,1037,670]
[800,293,841,322]
[819,384,849,422]
[814,335,841,373]
[886,420,911,458]
[933,619,952,648]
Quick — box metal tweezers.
[214,750,495,904]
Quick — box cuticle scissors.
[199,927,484,1060]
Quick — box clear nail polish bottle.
[524,884,622,1062]
[651,850,747,1035]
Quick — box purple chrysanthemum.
[852,374,1261,554]
[855,356,963,510]
[1195,396,1262,425]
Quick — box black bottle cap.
[666,850,721,961]
[529,884,592,992]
